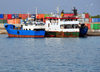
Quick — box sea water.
[0,35,100,72]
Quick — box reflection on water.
[0,34,100,72]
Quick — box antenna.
[36,8,38,15]
[56,6,59,17]
[57,6,59,14]
[35,8,38,21]
[27,9,30,19]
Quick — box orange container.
[89,18,92,23]
[13,19,20,24]
[85,23,91,29]
[21,14,28,19]
[19,14,22,19]
[7,19,20,24]
[7,19,14,24]
[3,14,7,20]
[36,14,44,19]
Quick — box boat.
[45,17,88,37]
[4,19,45,38]
[44,7,88,37]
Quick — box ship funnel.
[72,7,78,16]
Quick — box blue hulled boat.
[4,23,45,38]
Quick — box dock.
[87,30,100,36]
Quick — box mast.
[28,12,29,19]
[15,13,16,24]
[36,8,38,21]
[56,6,59,17]
[36,8,38,15]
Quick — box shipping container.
[31,14,36,18]
[36,14,44,19]
[19,14,22,19]
[15,14,19,18]
[85,23,91,29]
[13,19,20,24]
[91,23,94,29]
[0,19,7,23]
[21,14,28,19]
[20,19,23,24]
[92,18,100,22]
[7,19,20,24]
[91,23,100,30]
[44,14,53,18]
[7,14,12,19]
[7,19,14,24]
[3,14,7,20]
[85,13,90,18]
[89,18,92,22]
[0,14,4,19]
[12,14,15,18]
[3,20,7,23]
[0,19,3,23]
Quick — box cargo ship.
[4,19,45,38]
[44,7,88,37]
[45,17,88,37]
[44,7,87,37]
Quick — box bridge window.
[60,24,79,29]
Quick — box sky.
[0,0,99,16]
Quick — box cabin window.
[60,24,79,29]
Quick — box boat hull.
[4,24,45,38]
[45,31,79,37]
[79,25,88,37]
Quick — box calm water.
[0,35,100,72]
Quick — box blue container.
[31,14,36,18]
[0,14,4,19]
[12,14,15,18]
[20,19,23,24]
[98,18,100,22]
[92,18,100,22]
[15,14,19,18]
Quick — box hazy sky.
[0,0,99,15]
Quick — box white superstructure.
[45,17,80,32]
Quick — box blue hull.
[4,23,45,38]
[79,25,88,37]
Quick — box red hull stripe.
[8,34,44,38]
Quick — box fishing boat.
[4,19,45,38]
[45,17,88,37]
